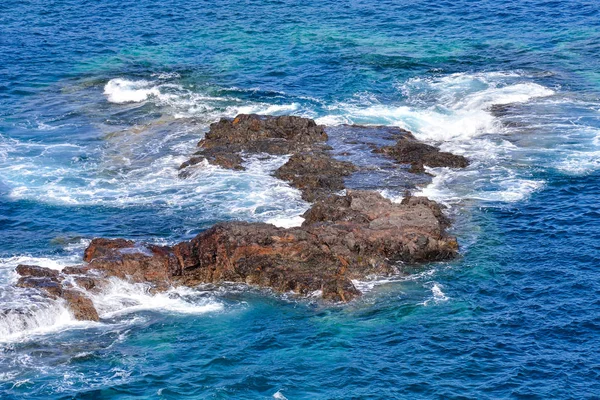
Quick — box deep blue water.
[1,0,600,398]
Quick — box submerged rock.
[376,133,469,173]
[73,190,458,302]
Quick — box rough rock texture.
[274,152,357,201]
[15,265,99,321]
[180,115,468,200]
[61,289,99,321]
[15,264,59,279]
[179,114,357,201]
[64,191,458,303]
[376,133,469,173]
[179,114,329,172]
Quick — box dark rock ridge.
[274,152,357,202]
[180,115,469,200]
[375,132,469,173]
[179,114,329,172]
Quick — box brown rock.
[274,152,357,201]
[62,289,99,321]
[179,114,329,174]
[80,191,458,302]
[83,238,135,262]
[17,277,63,297]
[62,266,89,275]
[15,265,59,279]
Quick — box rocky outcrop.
[180,115,469,199]
[179,114,360,201]
[15,265,100,321]
[57,190,458,305]
[179,114,329,171]
[376,133,469,173]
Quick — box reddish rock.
[83,238,135,262]
[17,277,63,297]
[79,191,458,302]
[15,269,100,321]
[16,265,60,279]
[61,289,99,321]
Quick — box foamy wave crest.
[0,251,93,342]
[556,150,600,175]
[318,72,555,141]
[88,278,223,319]
[326,72,553,204]
[104,79,161,103]
[2,128,308,224]
[0,299,86,343]
[0,244,224,343]
[414,166,544,204]
[104,77,302,123]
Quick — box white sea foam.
[2,132,308,224]
[556,150,600,175]
[88,278,223,319]
[351,268,437,293]
[104,78,302,123]
[0,248,223,343]
[273,390,288,400]
[423,282,449,306]
[414,166,544,204]
[104,79,161,103]
[314,72,555,204]
[318,72,554,139]
[266,215,305,228]
[0,300,92,343]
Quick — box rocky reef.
[179,114,358,201]
[375,131,469,173]
[13,114,469,320]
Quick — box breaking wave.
[0,251,224,343]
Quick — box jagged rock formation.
[13,115,469,320]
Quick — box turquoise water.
[1,0,600,398]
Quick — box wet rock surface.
[39,191,458,305]
[15,265,100,321]
[179,116,468,200]
[375,133,469,173]
[179,114,355,201]
[179,114,329,171]
[274,152,357,201]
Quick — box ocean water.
[1,0,600,398]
